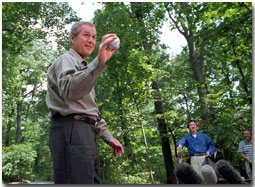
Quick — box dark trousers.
[49,115,100,184]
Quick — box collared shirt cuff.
[88,57,107,75]
[101,132,114,143]
[95,118,114,143]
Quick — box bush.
[2,143,37,183]
[106,172,160,184]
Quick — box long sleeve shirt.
[46,48,114,142]
[176,133,215,156]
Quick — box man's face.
[243,131,252,142]
[70,24,96,59]
[188,122,198,133]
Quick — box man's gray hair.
[71,21,95,37]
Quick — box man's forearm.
[95,118,114,142]
[55,56,106,101]
[176,137,186,147]
[240,153,250,161]
[64,57,107,100]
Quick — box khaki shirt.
[46,48,114,141]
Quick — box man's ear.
[70,34,75,45]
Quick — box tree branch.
[164,3,187,38]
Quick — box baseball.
[108,37,120,49]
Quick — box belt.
[191,153,207,156]
[52,113,97,125]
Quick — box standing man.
[46,21,124,184]
[238,130,252,179]
[176,119,215,178]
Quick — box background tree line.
[2,2,252,184]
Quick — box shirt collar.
[245,139,252,144]
[69,48,87,65]
[189,133,198,137]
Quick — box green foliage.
[2,2,79,183]
[162,2,252,176]
[2,144,37,182]
[108,172,156,184]
[2,2,80,55]
[92,2,170,183]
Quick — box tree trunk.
[234,59,252,104]
[5,123,11,146]
[152,81,177,184]
[4,109,14,146]
[5,122,11,146]
[186,37,210,128]
[165,3,211,132]
[34,147,40,175]
[167,120,178,158]
[16,101,22,144]
[220,67,235,105]
[131,2,176,183]
[183,93,191,119]
[231,39,252,105]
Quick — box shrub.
[2,143,37,183]
[106,172,160,184]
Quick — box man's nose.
[87,36,93,42]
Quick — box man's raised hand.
[97,34,120,64]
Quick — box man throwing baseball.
[46,21,124,184]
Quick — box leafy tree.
[92,2,177,184]
[2,2,80,182]
[162,2,252,177]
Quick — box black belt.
[52,113,97,125]
[191,153,207,156]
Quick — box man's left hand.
[108,138,124,157]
